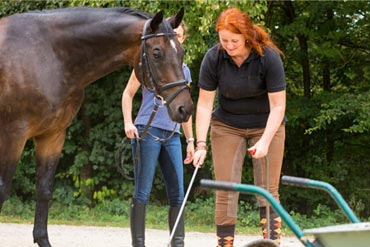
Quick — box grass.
[1,196,363,237]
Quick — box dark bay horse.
[0,7,192,247]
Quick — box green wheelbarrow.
[200,176,370,247]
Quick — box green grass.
[1,196,363,237]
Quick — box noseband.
[140,19,190,106]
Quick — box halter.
[139,19,190,106]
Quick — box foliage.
[2,197,367,235]
[1,0,369,220]
[307,92,370,134]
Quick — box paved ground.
[0,223,305,247]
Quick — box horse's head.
[135,8,193,123]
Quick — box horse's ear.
[168,7,184,29]
[150,10,164,32]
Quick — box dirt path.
[0,223,305,247]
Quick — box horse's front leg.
[33,131,66,247]
[0,134,27,210]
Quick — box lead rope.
[135,99,178,174]
[115,103,158,181]
[115,137,134,180]
[116,101,178,180]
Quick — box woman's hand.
[193,143,207,167]
[124,123,138,139]
[184,142,195,164]
[248,141,268,159]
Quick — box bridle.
[139,19,190,106]
[137,18,190,141]
[116,19,191,180]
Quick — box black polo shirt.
[198,44,286,128]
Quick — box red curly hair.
[216,8,283,56]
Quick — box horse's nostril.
[177,105,192,122]
[178,105,185,114]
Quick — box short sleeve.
[183,63,192,84]
[198,45,219,91]
[263,48,286,92]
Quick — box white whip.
[166,164,201,247]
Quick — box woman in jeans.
[122,22,194,247]
[193,8,286,247]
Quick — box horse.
[0,7,193,247]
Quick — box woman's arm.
[249,90,286,158]
[193,88,216,166]
[181,115,194,164]
[122,71,141,139]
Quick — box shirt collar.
[220,46,259,64]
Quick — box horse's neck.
[44,9,144,86]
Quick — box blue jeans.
[131,125,184,207]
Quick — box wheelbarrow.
[200,176,370,247]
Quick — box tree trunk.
[283,0,311,98]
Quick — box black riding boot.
[130,198,146,247]
[168,206,185,247]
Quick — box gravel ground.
[0,223,305,247]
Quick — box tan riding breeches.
[210,119,285,225]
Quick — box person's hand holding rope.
[124,122,139,139]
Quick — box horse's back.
[0,12,55,81]
[0,13,61,99]
[0,12,82,138]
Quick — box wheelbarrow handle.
[200,179,237,191]
[281,175,360,223]
[281,175,311,187]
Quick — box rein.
[133,98,178,175]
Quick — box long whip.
[166,164,201,247]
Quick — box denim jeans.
[131,125,184,207]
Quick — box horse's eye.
[152,48,161,59]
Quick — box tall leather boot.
[259,207,282,246]
[168,206,185,247]
[216,224,235,247]
[130,198,146,247]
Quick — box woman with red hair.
[193,8,286,246]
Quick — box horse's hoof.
[34,238,52,247]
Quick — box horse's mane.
[113,7,153,19]
[26,6,153,20]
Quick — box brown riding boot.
[216,224,235,247]
[259,207,282,246]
